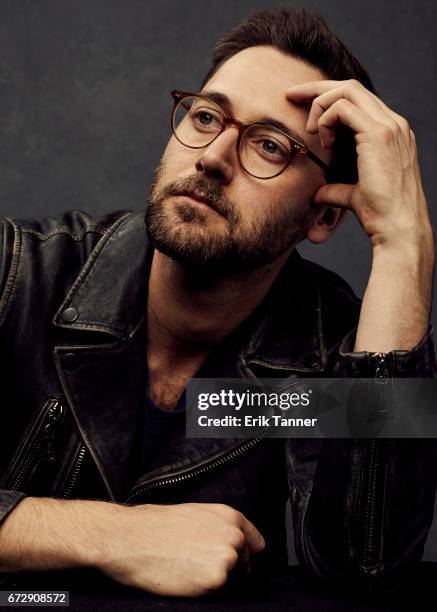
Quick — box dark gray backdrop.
[1,0,436,560]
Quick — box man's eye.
[192,110,221,129]
[256,138,288,161]
[196,112,214,125]
[262,140,280,154]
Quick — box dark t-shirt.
[138,390,186,473]
[137,307,265,477]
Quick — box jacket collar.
[53,211,152,339]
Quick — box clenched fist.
[98,502,265,596]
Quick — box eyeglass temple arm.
[306,149,332,175]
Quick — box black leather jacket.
[0,209,436,593]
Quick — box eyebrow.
[200,89,307,146]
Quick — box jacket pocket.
[0,398,65,492]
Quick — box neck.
[146,249,293,367]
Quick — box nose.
[194,126,239,184]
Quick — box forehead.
[202,46,326,148]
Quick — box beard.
[145,160,316,276]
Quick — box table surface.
[12,563,436,611]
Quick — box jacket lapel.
[53,211,151,500]
[54,328,146,500]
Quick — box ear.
[304,206,347,245]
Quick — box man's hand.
[100,502,264,596]
[286,79,435,352]
[0,497,265,597]
[286,79,433,250]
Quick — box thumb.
[313,183,355,209]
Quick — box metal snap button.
[61,307,79,323]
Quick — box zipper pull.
[373,353,389,384]
[41,401,65,462]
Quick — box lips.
[173,190,221,215]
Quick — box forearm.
[0,497,107,573]
[354,233,435,352]
[0,497,265,596]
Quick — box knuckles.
[318,98,350,125]
[331,98,351,113]
[397,116,411,134]
[347,78,362,90]
[205,570,229,591]
[375,119,410,143]
[227,526,245,550]
[220,548,239,570]
[374,124,394,142]
[216,504,243,524]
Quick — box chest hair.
[148,367,199,411]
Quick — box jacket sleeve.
[0,219,28,526]
[0,218,11,301]
[287,328,437,596]
[0,491,26,525]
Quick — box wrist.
[371,236,435,277]
[370,223,435,260]
[0,497,116,572]
[355,232,433,353]
[70,499,127,570]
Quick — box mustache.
[157,175,239,224]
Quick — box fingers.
[237,543,252,574]
[200,503,265,555]
[286,79,414,153]
[301,83,397,134]
[313,98,380,148]
[238,514,265,555]
[313,183,356,210]
[286,78,390,121]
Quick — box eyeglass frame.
[170,89,333,180]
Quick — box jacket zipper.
[62,443,87,499]
[360,439,382,568]
[0,400,65,589]
[357,352,389,575]
[5,399,65,491]
[125,437,262,503]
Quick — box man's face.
[146,46,331,274]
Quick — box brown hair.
[202,7,376,184]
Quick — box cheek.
[239,171,315,216]
[161,137,199,176]
[235,176,319,231]
[276,167,325,208]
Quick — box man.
[0,7,436,598]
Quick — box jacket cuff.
[0,490,26,526]
[338,326,436,378]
